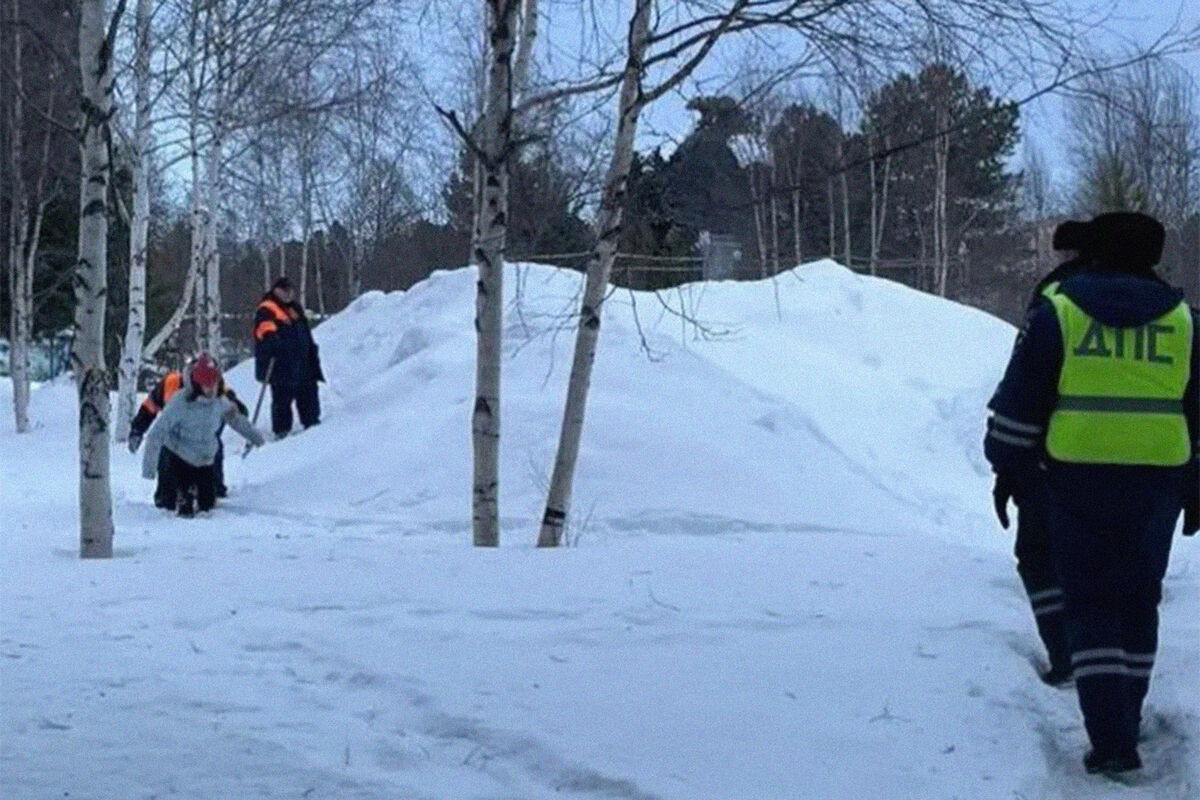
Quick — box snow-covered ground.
[2,261,1196,799]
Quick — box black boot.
[1038,664,1074,688]
[1083,749,1141,775]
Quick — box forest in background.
[2,1,1197,377]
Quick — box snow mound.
[220,260,1015,544]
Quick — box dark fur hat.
[1088,212,1165,272]
[1051,220,1091,252]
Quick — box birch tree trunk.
[201,3,225,362]
[471,0,520,547]
[791,152,803,265]
[115,0,153,442]
[537,0,652,548]
[769,162,779,275]
[76,0,122,559]
[749,169,767,278]
[868,151,877,276]
[933,124,949,296]
[511,0,538,108]
[868,134,892,277]
[826,177,835,258]
[840,166,851,269]
[187,61,208,355]
[7,0,31,433]
[203,134,221,359]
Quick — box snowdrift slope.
[220,260,1008,543]
[2,261,1196,799]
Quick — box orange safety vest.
[140,371,184,415]
[254,298,300,342]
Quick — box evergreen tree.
[861,64,1019,278]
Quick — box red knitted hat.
[190,354,220,389]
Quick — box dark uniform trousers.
[1048,463,1185,758]
[270,381,320,437]
[1012,473,1071,673]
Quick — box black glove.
[128,432,142,454]
[992,472,1018,529]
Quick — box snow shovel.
[243,357,274,458]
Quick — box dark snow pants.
[154,447,177,508]
[270,380,320,437]
[1048,464,1184,759]
[213,432,226,495]
[1012,473,1071,673]
[166,449,216,513]
[156,438,225,506]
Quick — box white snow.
[2,260,1197,799]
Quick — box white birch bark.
[749,168,767,277]
[840,166,851,268]
[187,41,209,354]
[201,1,225,361]
[868,150,877,276]
[537,0,652,548]
[202,134,221,359]
[511,0,538,109]
[7,0,30,433]
[76,0,122,559]
[933,123,949,296]
[791,150,803,265]
[471,0,520,547]
[826,177,835,258]
[115,0,153,442]
[769,161,780,275]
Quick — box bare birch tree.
[535,0,1103,545]
[538,0,743,547]
[467,0,520,547]
[5,0,31,433]
[114,0,153,442]
[5,0,64,433]
[76,0,125,559]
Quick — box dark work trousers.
[166,449,217,513]
[1048,464,1184,760]
[213,430,226,494]
[270,381,320,437]
[1012,473,1071,673]
[154,447,177,509]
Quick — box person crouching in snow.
[142,354,265,516]
[128,361,249,506]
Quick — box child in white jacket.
[143,354,264,516]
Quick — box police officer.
[991,219,1095,687]
[986,211,1199,776]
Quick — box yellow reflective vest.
[1046,293,1192,466]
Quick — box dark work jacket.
[985,271,1199,499]
[253,292,324,386]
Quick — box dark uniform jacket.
[253,292,324,385]
[986,271,1199,505]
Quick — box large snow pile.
[2,261,1196,799]
[218,260,1009,543]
